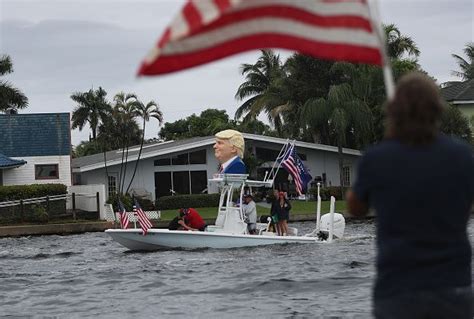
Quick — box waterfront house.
[0,113,72,187]
[440,79,474,121]
[72,133,361,201]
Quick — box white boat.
[106,173,345,251]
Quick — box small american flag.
[117,200,129,229]
[279,143,312,195]
[133,200,153,235]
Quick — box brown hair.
[385,72,445,145]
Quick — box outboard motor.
[319,213,345,239]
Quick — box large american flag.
[133,200,153,235]
[138,0,384,76]
[117,200,129,229]
[279,143,312,195]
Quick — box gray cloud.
[0,0,472,145]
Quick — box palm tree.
[235,50,287,132]
[301,84,372,195]
[112,92,140,194]
[451,42,474,80]
[71,87,111,140]
[126,100,163,194]
[0,55,28,113]
[384,24,420,60]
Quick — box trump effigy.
[213,129,246,174]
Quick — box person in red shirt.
[177,208,206,231]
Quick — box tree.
[451,42,474,80]
[440,104,472,143]
[301,84,372,194]
[159,109,236,140]
[71,87,111,141]
[234,50,287,132]
[0,55,28,113]
[384,24,420,60]
[126,100,163,194]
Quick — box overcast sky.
[0,0,472,145]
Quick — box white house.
[0,113,72,187]
[72,133,361,201]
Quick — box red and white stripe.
[138,0,383,76]
[135,207,153,235]
[119,211,129,229]
[282,159,303,195]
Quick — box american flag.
[279,143,312,195]
[117,200,129,229]
[133,200,153,235]
[138,0,384,76]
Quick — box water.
[0,219,472,318]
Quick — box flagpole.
[368,0,395,100]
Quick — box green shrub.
[156,193,220,210]
[0,184,67,224]
[107,193,133,211]
[308,186,348,201]
[0,184,67,201]
[29,204,49,223]
[106,193,155,211]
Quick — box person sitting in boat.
[177,208,207,231]
[214,129,246,174]
[242,193,257,234]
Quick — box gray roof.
[0,113,71,157]
[441,79,474,102]
[73,133,361,173]
[0,153,26,169]
[72,136,212,170]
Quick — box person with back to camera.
[177,208,207,231]
[347,72,473,319]
[213,129,246,174]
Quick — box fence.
[0,192,102,224]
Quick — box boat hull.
[105,229,319,250]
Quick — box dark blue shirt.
[353,134,473,299]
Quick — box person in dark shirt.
[271,191,291,236]
[177,208,206,231]
[347,72,473,319]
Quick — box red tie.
[218,165,223,173]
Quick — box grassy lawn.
[159,200,346,221]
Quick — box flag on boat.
[138,0,384,76]
[117,200,129,229]
[133,200,153,235]
[279,143,312,195]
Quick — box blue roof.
[0,153,26,168]
[0,113,71,157]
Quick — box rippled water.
[0,219,472,318]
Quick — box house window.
[171,153,188,165]
[173,171,190,194]
[35,164,59,180]
[343,166,351,187]
[154,170,208,198]
[191,171,207,194]
[256,147,281,162]
[108,175,117,199]
[189,149,206,164]
[154,158,171,166]
[155,172,172,198]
